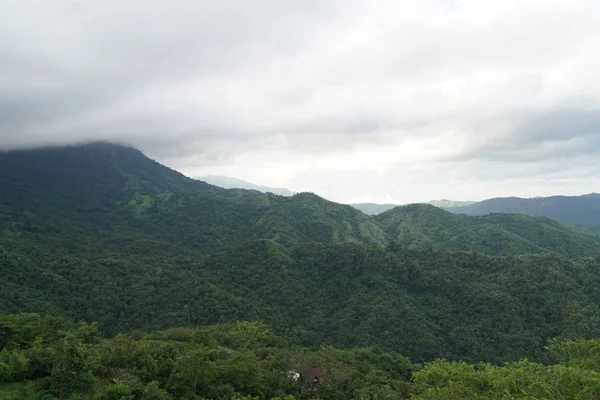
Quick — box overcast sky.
[2,0,600,203]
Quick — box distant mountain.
[376,203,600,259]
[428,199,476,208]
[196,175,295,196]
[350,203,397,215]
[583,193,600,199]
[443,194,600,236]
[351,200,474,215]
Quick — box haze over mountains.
[195,175,295,197]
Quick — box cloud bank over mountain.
[1,0,599,202]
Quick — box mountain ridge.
[444,193,600,236]
[2,142,600,365]
[1,142,597,258]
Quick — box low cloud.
[1,0,600,202]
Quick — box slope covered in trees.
[444,194,600,236]
[1,143,598,258]
[3,233,600,363]
[0,143,387,253]
[350,200,475,215]
[3,313,600,399]
[376,203,600,258]
[3,143,600,397]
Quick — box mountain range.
[351,195,600,237]
[1,142,600,365]
[443,194,600,236]
[351,200,476,215]
[195,176,600,239]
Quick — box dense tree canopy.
[443,194,600,237]
[3,314,600,399]
[3,143,600,398]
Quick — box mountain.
[376,203,600,259]
[2,142,600,366]
[196,175,295,196]
[427,199,476,208]
[351,200,474,215]
[1,143,594,258]
[444,194,600,236]
[0,143,386,253]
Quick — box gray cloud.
[1,0,600,202]
[453,107,600,163]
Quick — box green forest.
[442,194,600,237]
[3,313,600,399]
[2,143,600,398]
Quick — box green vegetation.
[377,204,600,258]
[350,200,475,215]
[3,314,600,399]
[2,143,600,397]
[0,313,414,399]
[443,194,600,236]
[0,383,29,400]
[6,234,600,362]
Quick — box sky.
[1,0,600,204]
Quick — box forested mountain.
[444,194,600,236]
[196,175,295,196]
[352,194,600,239]
[5,143,595,257]
[376,204,600,259]
[5,234,600,364]
[427,199,476,208]
[0,143,387,253]
[2,143,600,398]
[349,203,397,215]
[350,200,474,215]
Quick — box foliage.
[2,316,600,399]
[0,316,414,399]
[3,143,600,397]
[376,203,600,258]
[443,194,600,237]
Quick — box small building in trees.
[302,368,324,387]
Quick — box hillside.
[444,194,600,236]
[1,142,600,368]
[4,143,595,258]
[350,200,474,215]
[5,314,600,400]
[376,203,600,259]
[3,235,600,363]
[0,143,386,253]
